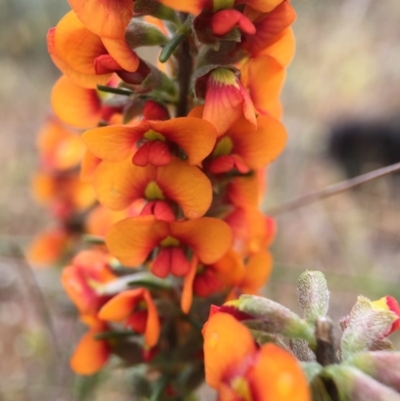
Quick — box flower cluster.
[32,0,300,398]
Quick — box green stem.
[97,85,133,96]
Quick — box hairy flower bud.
[324,365,400,401]
[341,296,397,360]
[225,295,316,346]
[348,351,400,392]
[298,270,330,324]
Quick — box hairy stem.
[315,318,339,401]
[175,14,193,117]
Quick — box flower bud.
[297,270,329,324]
[125,20,169,50]
[341,296,397,360]
[348,351,400,392]
[225,295,315,346]
[324,365,400,401]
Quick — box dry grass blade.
[267,161,400,216]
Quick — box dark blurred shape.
[328,117,400,180]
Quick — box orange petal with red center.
[94,158,212,218]
[82,124,142,161]
[258,27,296,67]
[202,312,256,388]
[248,343,311,401]
[52,11,112,87]
[70,326,110,375]
[241,55,285,120]
[102,37,139,72]
[68,0,133,39]
[106,215,169,267]
[170,218,232,264]
[147,118,218,164]
[203,69,256,136]
[51,75,102,129]
[240,251,272,294]
[227,114,287,169]
[244,1,296,56]
[181,256,198,313]
[48,28,111,89]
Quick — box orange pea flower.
[191,249,271,300]
[99,288,161,348]
[68,0,133,40]
[51,75,121,129]
[70,316,111,375]
[48,11,138,89]
[371,296,400,335]
[83,117,218,167]
[206,114,287,174]
[93,158,212,220]
[218,250,272,299]
[197,67,257,136]
[242,1,296,58]
[241,55,286,120]
[225,207,275,256]
[202,312,311,401]
[61,249,116,316]
[106,215,232,278]
[37,117,84,171]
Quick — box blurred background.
[1,0,400,399]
